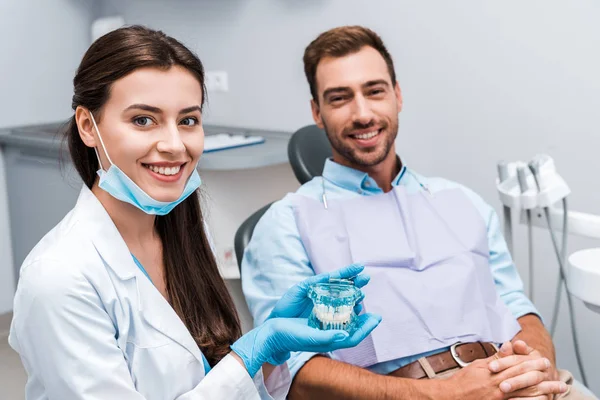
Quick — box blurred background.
[1,0,599,397]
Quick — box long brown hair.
[65,25,241,365]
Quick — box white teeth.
[146,164,181,176]
[354,130,379,140]
[315,305,353,324]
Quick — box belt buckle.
[450,342,471,368]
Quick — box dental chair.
[234,124,331,271]
[287,124,331,184]
[234,203,272,272]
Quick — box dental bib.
[292,186,521,367]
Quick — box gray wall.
[101,0,600,391]
[0,147,13,314]
[0,0,94,313]
[0,0,94,128]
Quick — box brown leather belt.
[388,342,498,379]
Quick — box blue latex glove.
[268,263,369,320]
[230,314,381,377]
[262,263,369,365]
[231,264,380,377]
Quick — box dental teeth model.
[308,278,361,334]
[312,304,354,330]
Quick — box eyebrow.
[322,87,350,99]
[123,104,202,114]
[179,105,202,114]
[364,79,390,88]
[322,80,390,99]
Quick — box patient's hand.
[445,355,565,400]
[489,340,562,399]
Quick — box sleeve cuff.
[502,291,543,323]
[185,353,258,399]
[286,351,323,379]
[253,363,292,400]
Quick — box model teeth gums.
[308,279,361,333]
[313,304,354,330]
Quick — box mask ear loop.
[89,112,113,171]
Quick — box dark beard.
[322,119,397,167]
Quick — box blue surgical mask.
[90,113,202,216]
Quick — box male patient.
[242,26,594,399]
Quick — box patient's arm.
[513,314,556,364]
[288,355,444,400]
[511,314,558,380]
[289,351,564,400]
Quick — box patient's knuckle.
[516,361,529,374]
[542,369,551,380]
[521,385,542,396]
[533,358,547,371]
[489,389,503,400]
[537,382,555,395]
[551,382,566,393]
[534,370,545,383]
[472,359,486,367]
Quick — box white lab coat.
[9,186,291,399]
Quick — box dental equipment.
[497,155,590,386]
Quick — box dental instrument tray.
[308,278,361,333]
[203,133,265,153]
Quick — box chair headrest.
[288,125,332,184]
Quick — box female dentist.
[8,26,381,400]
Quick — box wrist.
[230,324,270,378]
[387,375,453,400]
[230,351,245,369]
[418,378,455,400]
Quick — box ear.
[75,106,97,148]
[394,82,403,113]
[310,99,325,129]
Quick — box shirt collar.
[322,157,407,193]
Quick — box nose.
[351,95,376,127]
[156,123,186,155]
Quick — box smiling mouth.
[349,128,382,140]
[142,163,185,176]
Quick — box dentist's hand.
[230,314,381,377]
[267,263,369,320]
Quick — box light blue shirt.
[242,159,539,377]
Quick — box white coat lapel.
[76,186,204,364]
[135,272,204,364]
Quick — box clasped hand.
[489,340,564,399]
[448,340,566,400]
